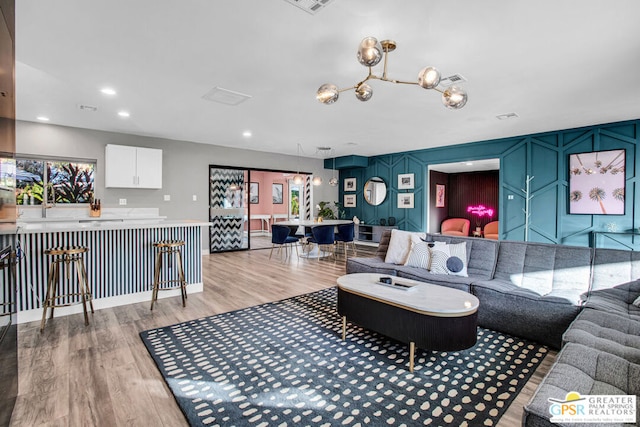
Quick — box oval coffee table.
[337,273,480,372]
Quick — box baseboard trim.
[17,283,204,324]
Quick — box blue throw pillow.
[446,256,464,273]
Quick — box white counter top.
[16,219,212,234]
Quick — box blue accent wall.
[339,119,640,249]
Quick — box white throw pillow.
[633,295,640,308]
[384,229,426,264]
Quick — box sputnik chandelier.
[316,37,468,109]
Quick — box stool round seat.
[150,240,187,310]
[41,245,93,331]
[153,240,185,249]
[44,246,89,256]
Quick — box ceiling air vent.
[283,0,333,15]
[496,112,519,120]
[438,74,467,87]
[202,87,252,106]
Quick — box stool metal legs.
[150,244,187,310]
[40,252,94,332]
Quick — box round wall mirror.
[364,177,387,206]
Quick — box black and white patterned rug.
[140,288,547,426]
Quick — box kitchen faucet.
[42,183,56,218]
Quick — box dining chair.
[334,222,357,258]
[269,224,299,260]
[308,224,336,260]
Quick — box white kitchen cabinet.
[105,144,162,189]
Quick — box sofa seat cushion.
[346,257,397,276]
[395,265,471,293]
[523,343,640,427]
[563,308,640,364]
[472,279,581,348]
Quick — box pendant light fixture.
[329,149,338,187]
[317,36,468,109]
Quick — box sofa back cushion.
[494,241,593,298]
[423,233,498,279]
[591,248,640,293]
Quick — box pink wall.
[248,171,294,231]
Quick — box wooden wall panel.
[447,171,499,232]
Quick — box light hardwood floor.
[10,247,555,427]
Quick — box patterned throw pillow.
[633,295,640,308]
[446,242,469,277]
[428,243,451,275]
[404,241,431,269]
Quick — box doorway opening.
[427,159,500,238]
[208,166,313,253]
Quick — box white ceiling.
[15,1,640,159]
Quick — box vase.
[388,217,396,226]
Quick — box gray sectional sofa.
[346,230,640,427]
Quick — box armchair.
[441,218,471,237]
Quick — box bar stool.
[150,240,187,310]
[40,246,94,331]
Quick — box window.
[16,158,95,205]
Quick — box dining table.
[277,219,353,258]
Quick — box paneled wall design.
[340,119,640,249]
[448,171,499,231]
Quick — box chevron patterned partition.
[209,167,247,252]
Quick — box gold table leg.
[409,342,415,373]
[342,316,346,341]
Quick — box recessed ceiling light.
[466,162,473,166]
[36,116,50,121]
[242,130,252,137]
[117,111,130,118]
[100,88,116,95]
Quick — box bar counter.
[13,219,210,323]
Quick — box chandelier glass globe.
[357,37,383,67]
[355,83,373,101]
[316,84,339,104]
[417,66,441,89]
[442,85,468,109]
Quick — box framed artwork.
[249,182,259,204]
[344,177,356,192]
[272,183,283,204]
[344,194,356,208]
[398,173,414,190]
[398,193,414,209]
[569,149,625,215]
[435,184,445,208]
